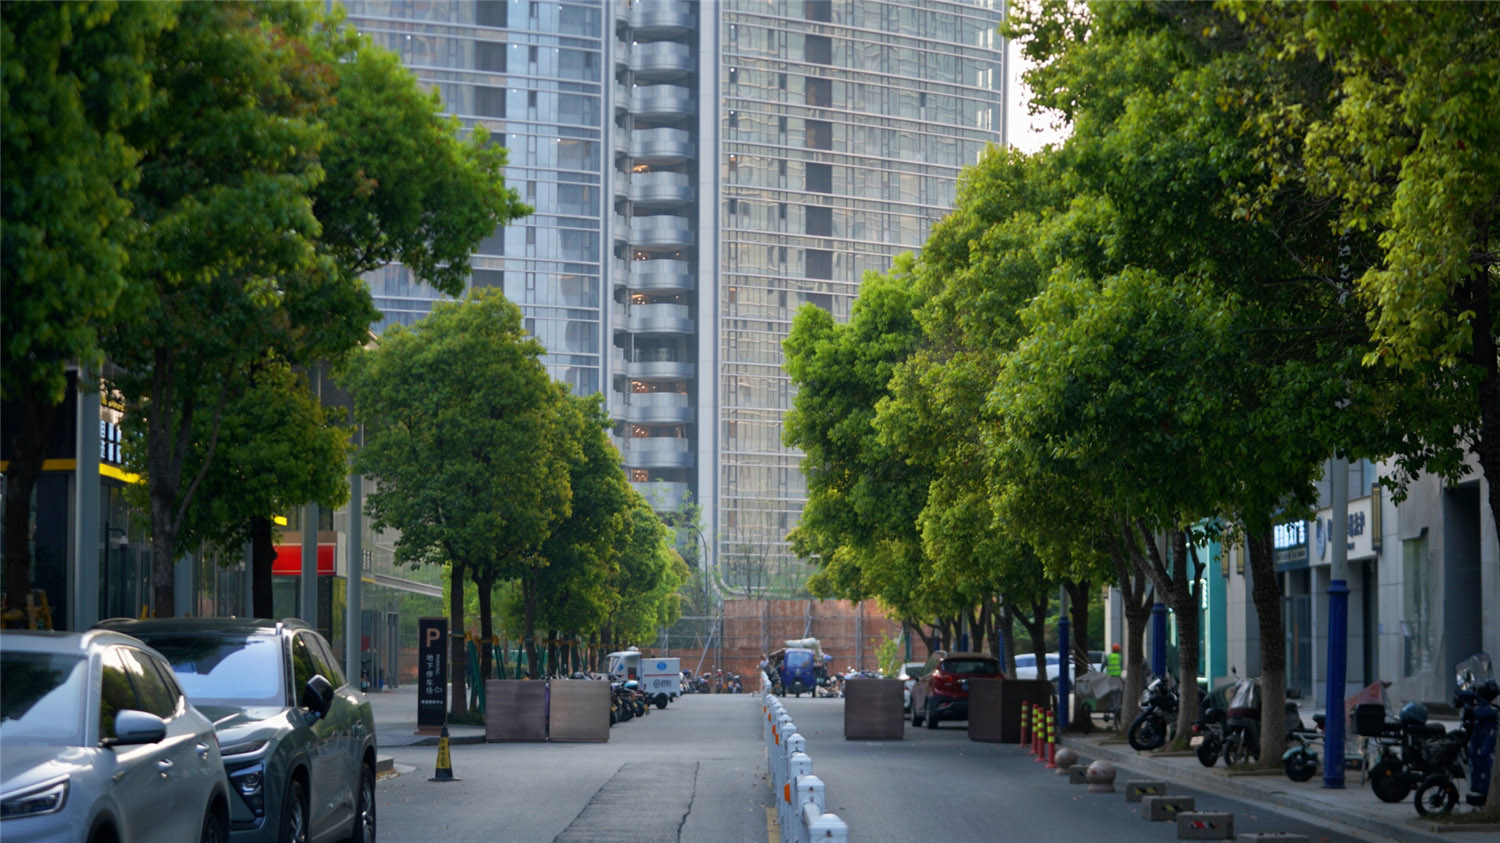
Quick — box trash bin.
[843,678,904,740]
[968,678,1054,743]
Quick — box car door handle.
[197,742,212,758]
[157,758,174,774]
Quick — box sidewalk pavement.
[1062,729,1498,843]
[363,682,486,757]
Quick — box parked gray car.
[1,629,231,843]
[97,618,376,843]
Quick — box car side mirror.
[111,709,167,746]
[302,674,335,719]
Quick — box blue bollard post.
[1058,612,1071,730]
[1323,579,1350,788]
[1151,602,1168,678]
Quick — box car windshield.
[1014,655,1035,667]
[0,651,86,745]
[942,658,999,674]
[784,650,813,667]
[140,633,285,707]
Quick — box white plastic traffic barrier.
[799,801,849,842]
[778,751,813,839]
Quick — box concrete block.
[1124,780,1168,802]
[1176,812,1234,839]
[1234,835,1308,842]
[1068,765,1089,784]
[1142,795,1196,821]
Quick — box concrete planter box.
[843,679,904,740]
[485,680,547,742]
[967,678,1055,743]
[548,680,610,742]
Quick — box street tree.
[0,0,174,620]
[343,289,567,717]
[104,1,526,618]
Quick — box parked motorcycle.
[1128,673,1182,751]
[1361,700,1451,803]
[1193,680,1237,767]
[1411,652,1499,816]
[1280,709,1327,782]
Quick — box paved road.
[374,692,1405,843]
[377,693,771,843]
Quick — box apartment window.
[805,162,832,193]
[805,77,831,107]
[806,206,831,237]
[804,1,832,22]
[476,0,507,27]
[475,41,507,73]
[728,111,739,129]
[806,249,832,279]
[805,120,832,150]
[474,86,506,118]
[805,34,831,64]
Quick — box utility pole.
[1323,457,1350,788]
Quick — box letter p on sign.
[426,627,442,647]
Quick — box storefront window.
[1402,534,1433,676]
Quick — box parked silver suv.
[97,618,376,843]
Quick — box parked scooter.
[1361,701,1451,803]
[1129,673,1182,751]
[1411,652,1499,816]
[1193,680,1238,767]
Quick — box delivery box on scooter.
[608,649,680,704]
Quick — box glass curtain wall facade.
[339,0,1006,592]
[711,0,1005,591]
[343,0,609,397]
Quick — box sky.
[1006,36,1070,154]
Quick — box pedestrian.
[1107,643,1122,677]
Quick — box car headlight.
[229,764,265,816]
[1,779,69,819]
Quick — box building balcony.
[631,85,694,120]
[626,259,692,293]
[625,392,693,424]
[629,42,693,81]
[629,172,694,208]
[614,82,630,113]
[629,302,693,335]
[622,436,693,469]
[628,358,695,380]
[629,1,694,37]
[630,128,693,163]
[612,259,630,290]
[631,480,690,513]
[628,214,692,248]
[613,213,630,243]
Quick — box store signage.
[1314,496,1375,562]
[418,617,448,728]
[1273,520,1308,571]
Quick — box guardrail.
[762,676,849,842]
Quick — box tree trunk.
[522,576,539,678]
[1132,522,1203,747]
[1248,528,1288,769]
[476,571,494,684]
[998,603,1019,676]
[1065,578,1092,730]
[250,516,275,618]
[547,630,559,679]
[449,561,467,719]
[3,395,59,621]
[1113,524,1155,731]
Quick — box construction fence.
[648,598,934,681]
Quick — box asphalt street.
[372,692,1416,843]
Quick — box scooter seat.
[1312,713,1326,728]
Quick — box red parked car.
[910,651,1004,728]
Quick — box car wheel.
[199,806,226,843]
[349,762,377,843]
[925,700,939,729]
[278,777,309,843]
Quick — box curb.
[1065,736,1455,843]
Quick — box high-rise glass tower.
[340,0,1007,589]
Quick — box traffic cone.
[429,725,459,782]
